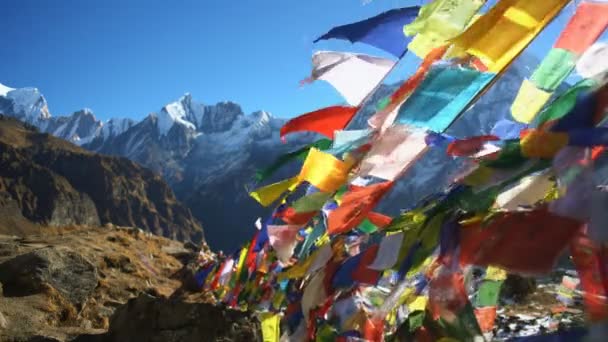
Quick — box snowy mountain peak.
[158,97,197,136]
[0,86,51,122]
[0,83,15,96]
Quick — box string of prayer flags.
[403,0,486,58]
[395,65,494,132]
[314,6,422,57]
[280,106,359,141]
[302,51,395,106]
[511,1,608,123]
[450,0,571,73]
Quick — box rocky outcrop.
[0,115,204,242]
[0,247,97,306]
[75,294,262,342]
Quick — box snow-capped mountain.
[0,86,133,145]
[0,53,543,250]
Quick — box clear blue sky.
[0,0,591,121]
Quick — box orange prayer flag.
[280,105,359,141]
[474,306,498,333]
[327,181,393,235]
[554,2,608,55]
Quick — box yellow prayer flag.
[249,176,300,207]
[451,0,570,73]
[407,295,429,312]
[463,165,494,187]
[298,148,350,193]
[485,266,508,281]
[520,130,569,159]
[260,312,281,342]
[235,246,248,277]
[511,79,553,123]
[405,0,486,58]
[278,251,315,280]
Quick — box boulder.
[74,294,262,342]
[0,247,97,306]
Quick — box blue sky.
[0,0,590,121]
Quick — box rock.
[501,274,537,303]
[0,247,97,306]
[0,311,7,329]
[75,294,262,342]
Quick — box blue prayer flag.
[314,6,421,57]
[396,65,494,132]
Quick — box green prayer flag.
[481,140,527,169]
[358,218,379,234]
[292,191,332,213]
[530,49,577,91]
[534,78,598,126]
[408,310,425,332]
[475,280,503,307]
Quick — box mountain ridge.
[0,53,544,250]
[0,114,204,242]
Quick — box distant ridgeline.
[192,1,608,342]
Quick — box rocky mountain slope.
[0,54,542,251]
[0,225,260,342]
[0,115,203,242]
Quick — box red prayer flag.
[460,209,582,274]
[446,135,500,157]
[570,229,608,322]
[352,244,382,285]
[328,181,393,235]
[276,207,317,226]
[553,2,608,54]
[367,211,393,228]
[363,316,385,342]
[280,105,359,141]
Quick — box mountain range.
[0,53,540,251]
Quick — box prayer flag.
[304,51,395,106]
[314,6,421,57]
[451,0,571,73]
[404,0,485,58]
[327,181,393,235]
[280,106,359,141]
[554,1,608,55]
[395,65,494,132]
[357,125,427,181]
